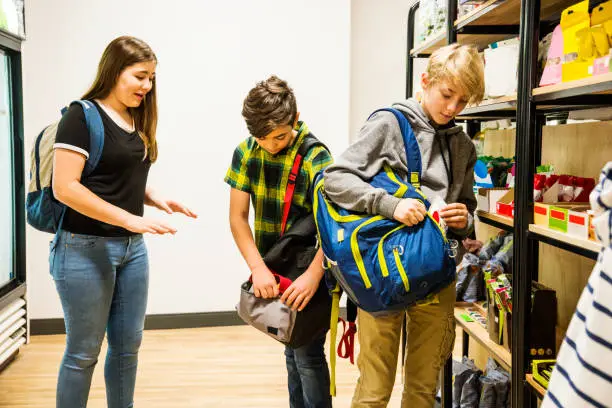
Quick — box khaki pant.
[351,284,456,408]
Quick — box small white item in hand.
[428,196,448,232]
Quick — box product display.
[416,0,447,44]
[452,357,511,408]
[539,0,612,85]
[484,38,520,98]
[404,1,611,406]
[456,233,513,305]
[474,156,515,189]
[532,360,556,390]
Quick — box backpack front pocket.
[377,225,410,292]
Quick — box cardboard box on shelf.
[567,208,591,239]
[534,202,551,226]
[496,189,514,218]
[549,205,591,239]
[477,188,510,213]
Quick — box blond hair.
[426,44,485,105]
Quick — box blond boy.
[323,44,485,408]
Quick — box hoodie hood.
[392,98,463,137]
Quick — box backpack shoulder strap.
[297,134,328,158]
[368,108,422,188]
[65,100,105,177]
[281,135,328,235]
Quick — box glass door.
[0,49,14,288]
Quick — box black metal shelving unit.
[406,1,610,407]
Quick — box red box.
[495,189,515,218]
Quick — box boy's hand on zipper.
[440,203,469,230]
[251,264,279,299]
[393,198,427,226]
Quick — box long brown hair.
[82,36,159,162]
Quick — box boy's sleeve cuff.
[377,194,402,220]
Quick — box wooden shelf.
[533,72,612,102]
[458,33,513,51]
[454,305,512,372]
[459,95,517,118]
[476,210,514,230]
[411,32,510,57]
[455,0,577,28]
[529,224,603,257]
[526,374,547,399]
[411,31,446,56]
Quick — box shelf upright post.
[447,0,457,44]
[514,0,541,407]
[440,3,458,407]
[406,2,419,99]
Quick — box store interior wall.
[349,0,424,141]
[22,0,351,319]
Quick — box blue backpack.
[26,100,104,233]
[313,108,456,314]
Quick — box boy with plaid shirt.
[225,75,333,408]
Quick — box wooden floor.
[0,325,450,407]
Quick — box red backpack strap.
[337,318,357,364]
[336,299,358,364]
[280,136,327,235]
[281,154,303,235]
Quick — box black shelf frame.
[406,0,609,406]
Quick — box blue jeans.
[285,332,332,408]
[49,231,149,408]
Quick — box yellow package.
[592,1,612,54]
[577,27,595,59]
[561,0,591,56]
[592,0,612,26]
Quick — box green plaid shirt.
[225,122,333,256]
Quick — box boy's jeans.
[49,231,149,408]
[285,331,332,408]
[351,283,456,408]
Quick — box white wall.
[349,0,423,140]
[23,0,351,319]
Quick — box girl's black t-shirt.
[54,101,151,237]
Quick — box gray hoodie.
[323,98,477,236]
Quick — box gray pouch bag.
[236,279,297,344]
